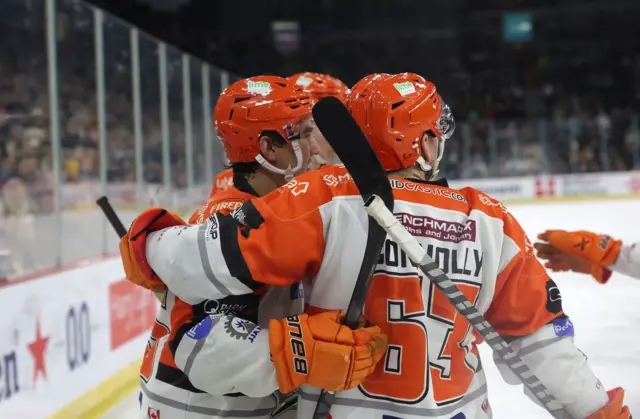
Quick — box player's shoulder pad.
[460,187,534,256]
[211,169,234,196]
[258,164,359,218]
[458,186,513,221]
[189,187,253,224]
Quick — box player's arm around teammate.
[119,76,387,400]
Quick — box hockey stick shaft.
[96,197,165,306]
[364,195,570,419]
[96,196,127,238]
[312,220,388,419]
[310,97,394,419]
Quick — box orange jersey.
[209,168,234,197]
[140,173,305,419]
[147,164,609,418]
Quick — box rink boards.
[0,258,157,418]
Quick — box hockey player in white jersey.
[121,72,629,418]
[120,75,388,419]
[535,230,640,282]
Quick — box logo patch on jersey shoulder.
[231,206,248,226]
[209,199,243,215]
[545,279,563,314]
[203,299,248,316]
[283,179,309,196]
[323,172,352,187]
[206,215,219,241]
[224,316,262,343]
[552,317,574,337]
[186,316,213,340]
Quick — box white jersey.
[146,165,609,418]
[610,242,640,279]
[139,284,305,419]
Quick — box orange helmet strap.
[254,140,304,182]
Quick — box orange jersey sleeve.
[147,165,353,300]
[463,191,609,417]
[237,165,353,287]
[463,189,562,337]
[189,185,254,224]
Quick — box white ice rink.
[104,198,640,418]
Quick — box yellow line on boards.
[48,358,141,419]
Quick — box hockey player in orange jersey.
[121,72,628,418]
[207,72,350,198]
[120,76,387,419]
[289,72,350,166]
[535,230,640,283]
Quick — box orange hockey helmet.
[348,72,455,175]
[289,72,350,103]
[214,76,313,174]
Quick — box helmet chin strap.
[416,138,446,181]
[254,140,304,182]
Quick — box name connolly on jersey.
[379,238,483,279]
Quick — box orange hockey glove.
[534,230,621,284]
[119,208,186,292]
[269,310,387,394]
[587,387,630,419]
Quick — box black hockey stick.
[311,98,569,418]
[96,196,127,238]
[310,97,394,419]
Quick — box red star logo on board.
[148,407,160,419]
[28,318,50,385]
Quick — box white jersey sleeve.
[168,282,305,399]
[146,213,265,304]
[610,242,640,279]
[493,322,608,418]
[171,313,278,397]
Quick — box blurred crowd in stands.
[0,0,216,219]
[1,0,640,277]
